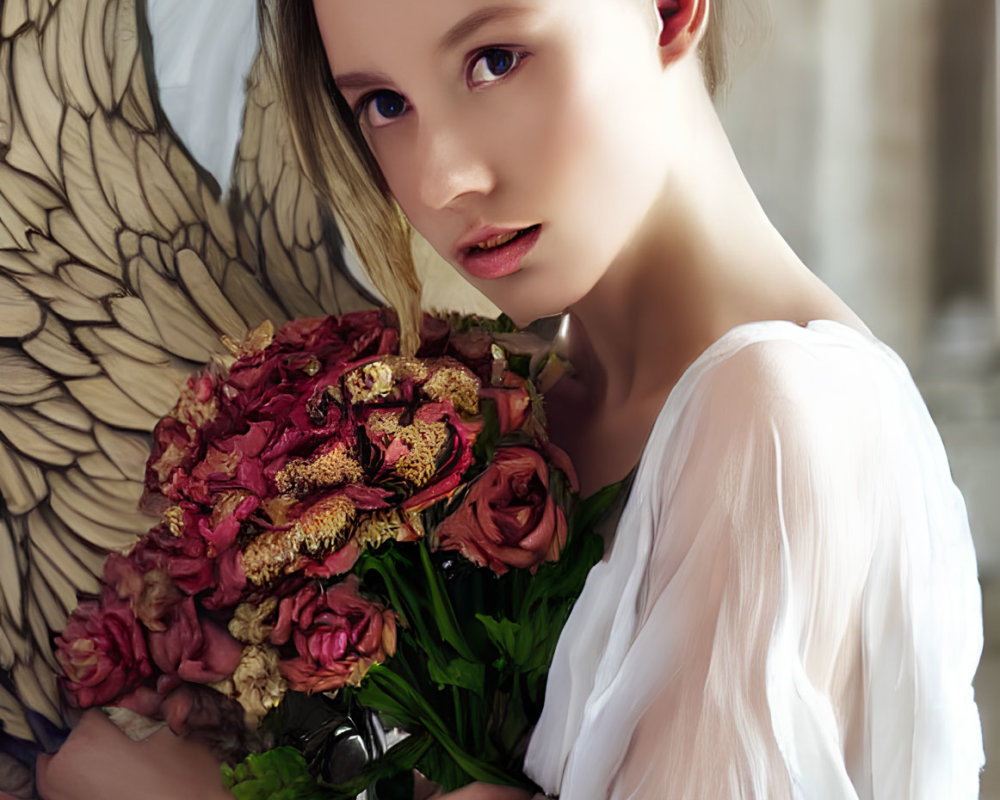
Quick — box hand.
[34,709,234,800]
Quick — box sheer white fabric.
[524,319,984,799]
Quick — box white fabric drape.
[525,319,984,799]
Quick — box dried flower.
[231,644,287,725]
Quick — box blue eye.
[469,48,524,86]
[360,90,407,127]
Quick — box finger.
[33,753,55,800]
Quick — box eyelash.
[353,46,531,128]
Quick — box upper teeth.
[475,230,520,250]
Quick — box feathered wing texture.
[0,0,375,747]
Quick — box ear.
[655,0,708,65]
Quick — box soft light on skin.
[313,0,675,327]
[314,0,860,496]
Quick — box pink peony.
[55,589,153,708]
[435,446,568,575]
[270,576,396,693]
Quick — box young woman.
[36,0,985,797]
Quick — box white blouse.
[524,319,985,799]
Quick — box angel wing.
[0,0,381,758]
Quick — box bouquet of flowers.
[53,310,620,798]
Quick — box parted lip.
[454,224,537,258]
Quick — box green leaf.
[418,541,477,661]
[222,747,331,800]
[427,656,486,694]
[475,614,521,660]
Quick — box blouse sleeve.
[524,332,984,799]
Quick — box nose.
[415,115,496,211]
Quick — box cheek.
[519,47,663,259]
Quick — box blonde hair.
[256,0,422,354]
[257,1,743,349]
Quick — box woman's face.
[314,0,673,325]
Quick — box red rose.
[147,596,242,689]
[435,446,568,575]
[270,576,396,693]
[55,589,153,708]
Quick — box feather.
[61,108,121,264]
[110,0,136,106]
[0,163,62,236]
[83,0,113,111]
[133,257,223,362]
[260,210,323,318]
[87,326,172,366]
[0,0,30,40]
[199,182,237,258]
[0,387,61,407]
[166,142,207,220]
[12,653,60,721]
[274,159,299,250]
[296,177,322,248]
[0,631,15,674]
[136,138,199,235]
[0,686,32,741]
[0,41,13,148]
[0,446,47,515]
[58,262,121,301]
[75,327,187,417]
[118,227,140,260]
[27,510,102,597]
[0,407,77,466]
[10,407,95,453]
[55,1,97,115]
[0,519,25,629]
[90,113,153,234]
[136,234,169,276]
[48,472,144,550]
[36,506,111,580]
[22,231,70,275]
[87,476,142,506]
[77,451,125,480]
[5,83,58,189]
[108,295,168,349]
[0,274,43,337]
[15,272,112,322]
[0,250,35,276]
[293,241,321,304]
[28,544,75,630]
[121,56,155,131]
[11,31,63,185]
[176,249,247,337]
[33,397,93,432]
[23,316,101,378]
[221,259,288,329]
[65,376,159,429]
[0,349,57,395]
[0,191,33,248]
[93,422,149,478]
[255,108,283,193]
[40,4,62,100]
[49,209,119,277]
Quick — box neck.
[565,74,811,410]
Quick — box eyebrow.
[333,5,531,94]
[436,5,531,54]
